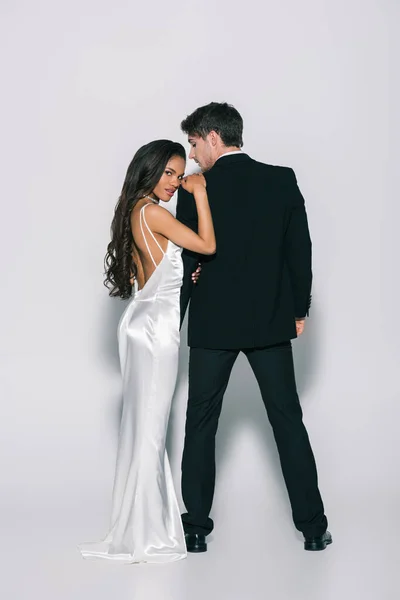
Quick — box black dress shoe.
[185,533,207,553]
[304,530,332,551]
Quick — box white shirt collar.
[216,150,243,162]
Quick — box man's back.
[178,102,329,551]
[177,152,312,349]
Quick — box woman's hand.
[181,173,206,194]
[192,262,202,284]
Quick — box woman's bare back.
[130,200,169,290]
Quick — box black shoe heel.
[304,531,332,551]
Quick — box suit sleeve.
[283,169,313,318]
[176,186,199,327]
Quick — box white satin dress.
[79,202,187,564]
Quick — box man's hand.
[191,262,202,284]
[295,318,305,336]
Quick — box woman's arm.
[145,175,216,255]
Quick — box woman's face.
[153,156,186,202]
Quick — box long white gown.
[79,202,187,564]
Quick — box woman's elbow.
[204,243,216,255]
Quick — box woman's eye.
[165,171,172,175]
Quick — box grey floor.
[3,485,396,600]
[3,348,397,600]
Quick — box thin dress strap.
[139,203,165,268]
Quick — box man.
[176,102,331,553]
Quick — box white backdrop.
[1,1,399,599]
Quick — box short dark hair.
[181,102,243,147]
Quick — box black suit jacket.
[176,153,312,349]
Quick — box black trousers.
[181,342,327,538]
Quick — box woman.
[79,140,215,564]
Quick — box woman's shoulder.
[140,202,172,225]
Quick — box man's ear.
[209,130,219,147]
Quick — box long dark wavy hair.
[104,140,186,299]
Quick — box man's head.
[181,102,243,171]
